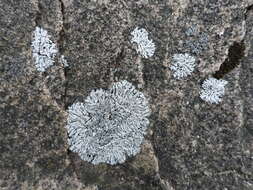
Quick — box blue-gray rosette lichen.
[130,27,155,58]
[200,77,228,104]
[66,80,150,165]
[31,27,58,72]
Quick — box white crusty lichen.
[31,27,58,72]
[60,55,69,67]
[170,53,196,79]
[66,80,151,165]
[130,27,155,58]
[200,77,228,104]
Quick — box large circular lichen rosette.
[65,80,151,165]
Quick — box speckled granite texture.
[0,0,253,189]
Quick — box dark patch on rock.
[213,41,245,79]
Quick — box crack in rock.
[57,0,69,109]
[35,1,42,26]
[213,4,252,80]
[213,41,245,79]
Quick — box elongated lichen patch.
[31,27,58,72]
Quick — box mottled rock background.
[0,0,253,189]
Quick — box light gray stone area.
[0,0,252,189]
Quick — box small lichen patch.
[200,77,228,104]
[31,27,58,72]
[170,53,196,79]
[60,55,69,68]
[130,27,156,58]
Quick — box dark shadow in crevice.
[35,1,43,26]
[57,0,70,110]
[58,0,66,53]
[245,4,253,19]
[213,41,245,79]
[67,148,72,156]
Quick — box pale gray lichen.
[60,55,69,67]
[130,27,155,58]
[31,27,58,72]
[170,53,196,79]
[185,25,197,36]
[185,32,209,54]
[66,80,150,165]
[200,77,228,104]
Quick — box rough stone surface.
[0,0,253,189]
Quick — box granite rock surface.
[0,0,253,189]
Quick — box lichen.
[130,27,156,58]
[66,80,151,165]
[170,53,196,79]
[200,77,228,104]
[31,27,58,72]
